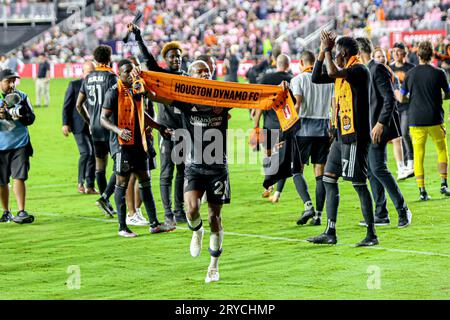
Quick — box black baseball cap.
[0,68,20,81]
[393,42,406,50]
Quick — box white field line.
[35,211,450,259]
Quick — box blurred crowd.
[4,0,450,67]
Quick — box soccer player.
[396,41,450,200]
[128,23,187,225]
[253,54,292,203]
[62,61,97,195]
[390,42,415,180]
[76,45,117,217]
[137,60,230,282]
[100,59,175,237]
[291,50,334,226]
[309,31,378,246]
[356,37,412,228]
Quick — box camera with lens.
[1,92,24,121]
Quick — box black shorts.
[325,139,369,183]
[114,146,149,176]
[93,140,110,158]
[262,127,281,152]
[0,147,30,185]
[184,166,230,205]
[293,136,330,168]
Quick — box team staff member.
[0,69,35,224]
[76,45,117,217]
[292,50,334,226]
[128,23,187,225]
[62,61,97,195]
[356,37,412,228]
[397,41,450,200]
[253,54,292,203]
[309,31,378,247]
[390,42,415,179]
[100,59,175,237]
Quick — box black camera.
[1,92,24,120]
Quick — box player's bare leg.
[185,190,205,257]
[206,202,223,283]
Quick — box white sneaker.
[126,213,148,226]
[397,168,414,181]
[135,208,149,225]
[205,267,219,283]
[190,227,204,257]
[118,229,138,238]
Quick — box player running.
[135,60,230,282]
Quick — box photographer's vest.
[0,90,30,151]
[334,55,361,144]
[117,80,147,152]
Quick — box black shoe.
[419,191,430,201]
[307,233,337,244]
[359,216,390,227]
[0,210,14,223]
[165,213,176,226]
[310,216,321,226]
[440,186,450,196]
[174,210,187,223]
[398,208,412,228]
[12,210,35,224]
[356,236,379,247]
[297,209,315,225]
[96,197,114,217]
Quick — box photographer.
[0,69,35,224]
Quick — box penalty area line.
[36,211,450,259]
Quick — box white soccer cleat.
[135,208,149,225]
[190,227,204,257]
[118,229,138,238]
[126,213,149,226]
[205,267,219,283]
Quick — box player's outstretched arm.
[128,23,164,73]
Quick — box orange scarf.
[117,80,147,151]
[334,55,362,143]
[95,64,115,74]
[138,71,299,131]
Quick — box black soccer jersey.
[80,70,117,141]
[390,62,415,112]
[173,102,230,172]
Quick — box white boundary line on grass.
[36,211,450,259]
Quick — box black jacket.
[368,60,401,145]
[62,79,87,134]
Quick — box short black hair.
[118,59,133,69]
[355,37,373,55]
[300,50,315,64]
[93,45,112,64]
[393,42,406,50]
[336,36,359,57]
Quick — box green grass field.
[0,78,449,300]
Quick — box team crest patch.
[282,103,291,120]
[342,115,351,131]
